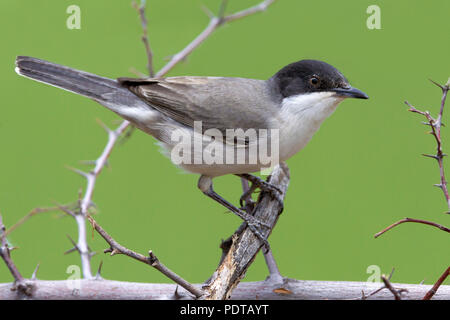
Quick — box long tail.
[15,56,146,112]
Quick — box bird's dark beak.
[331,87,369,99]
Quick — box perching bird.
[15,56,368,242]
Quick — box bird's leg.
[198,175,270,248]
[240,177,284,284]
[236,173,284,213]
[239,180,258,210]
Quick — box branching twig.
[360,269,408,300]
[0,214,32,295]
[361,268,395,300]
[67,120,130,279]
[132,0,154,77]
[406,79,450,211]
[381,274,407,300]
[155,0,277,77]
[87,215,204,298]
[376,79,450,300]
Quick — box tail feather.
[15,56,142,108]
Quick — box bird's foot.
[238,174,284,213]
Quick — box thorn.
[64,246,77,255]
[95,261,103,280]
[217,0,229,18]
[95,118,112,133]
[419,279,425,285]
[405,101,415,109]
[422,154,439,160]
[201,5,215,19]
[429,78,445,91]
[173,285,182,299]
[31,263,40,280]
[66,166,90,179]
[65,235,80,254]
[388,267,395,281]
[361,290,366,300]
[434,183,444,189]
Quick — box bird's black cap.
[271,59,368,99]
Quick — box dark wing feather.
[118,76,277,134]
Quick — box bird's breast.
[277,92,344,160]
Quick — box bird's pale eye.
[309,76,320,86]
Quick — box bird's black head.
[271,59,368,100]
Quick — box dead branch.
[203,162,289,299]
[0,278,448,300]
[381,274,407,300]
[87,215,203,298]
[132,0,154,76]
[0,214,33,296]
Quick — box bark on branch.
[203,163,290,299]
[0,279,448,300]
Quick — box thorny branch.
[407,79,450,211]
[87,215,204,298]
[381,274,407,300]
[156,0,276,77]
[0,214,32,295]
[375,78,450,299]
[132,0,154,77]
[359,269,408,300]
[66,120,130,279]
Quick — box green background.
[0,0,449,288]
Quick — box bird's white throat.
[278,91,344,160]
